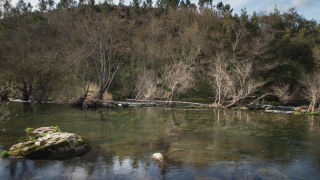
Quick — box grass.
[305,111,320,116]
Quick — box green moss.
[1,150,11,158]
[293,111,302,115]
[39,133,50,137]
[27,136,36,141]
[25,128,34,133]
[111,104,117,108]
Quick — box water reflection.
[1,103,320,179]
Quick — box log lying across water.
[126,99,212,107]
[83,99,116,108]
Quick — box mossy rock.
[9,132,91,158]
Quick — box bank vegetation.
[0,0,319,112]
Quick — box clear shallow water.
[1,102,320,180]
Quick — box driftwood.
[83,99,116,108]
[126,99,210,106]
[224,93,272,108]
[248,93,272,106]
[71,96,116,108]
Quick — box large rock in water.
[10,132,91,158]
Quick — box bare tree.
[225,21,249,61]
[271,82,298,105]
[135,69,158,100]
[300,73,320,112]
[225,61,266,108]
[159,62,194,101]
[80,13,132,100]
[208,51,230,105]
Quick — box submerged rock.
[152,153,163,161]
[10,132,91,158]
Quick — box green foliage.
[122,104,130,108]
[27,136,36,141]
[101,1,111,13]
[1,150,11,158]
[305,111,320,116]
[39,133,50,137]
[111,104,117,108]
[50,126,61,132]
[28,11,47,24]
[0,1,319,108]
[293,111,302,115]
[25,127,34,133]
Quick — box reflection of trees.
[22,102,33,115]
[3,107,320,179]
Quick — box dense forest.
[0,0,319,111]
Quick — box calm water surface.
[1,102,320,180]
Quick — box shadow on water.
[1,102,320,179]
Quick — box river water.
[1,102,320,180]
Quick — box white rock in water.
[35,141,40,146]
[152,153,163,160]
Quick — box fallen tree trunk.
[126,99,210,106]
[223,95,251,108]
[83,99,116,108]
[248,93,272,106]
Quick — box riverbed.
[1,102,320,179]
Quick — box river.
[0,102,320,179]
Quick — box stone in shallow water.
[152,153,163,161]
[10,132,91,158]
[33,127,54,134]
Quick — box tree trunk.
[224,99,239,108]
[97,90,104,100]
[248,93,272,106]
[22,92,29,101]
[1,90,8,101]
[308,98,320,112]
[21,83,31,101]
[170,91,175,101]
